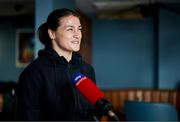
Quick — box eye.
[67,28,73,31]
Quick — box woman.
[16,8,98,121]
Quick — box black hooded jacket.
[16,47,97,121]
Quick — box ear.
[48,29,55,40]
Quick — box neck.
[52,45,72,62]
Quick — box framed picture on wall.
[15,28,35,67]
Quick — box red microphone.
[71,73,105,104]
[71,73,119,121]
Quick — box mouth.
[71,41,79,44]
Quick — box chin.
[73,49,80,52]
[72,46,80,52]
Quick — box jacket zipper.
[67,63,78,120]
[67,63,73,84]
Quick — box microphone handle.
[95,99,120,121]
[107,110,120,121]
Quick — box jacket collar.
[38,46,82,67]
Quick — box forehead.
[59,15,81,27]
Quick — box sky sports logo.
[73,73,86,86]
[71,73,84,83]
[74,74,83,82]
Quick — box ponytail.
[38,23,51,46]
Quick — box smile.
[71,41,79,44]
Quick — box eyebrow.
[65,25,82,28]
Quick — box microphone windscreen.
[71,73,105,104]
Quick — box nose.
[73,34,79,39]
[73,30,81,39]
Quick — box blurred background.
[0,0,180,121]
[0,0,180,89]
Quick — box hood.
[38,46,82,67]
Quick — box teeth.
[72,41,79,44]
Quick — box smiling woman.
[48,15,82,62]
[16,8,98,121]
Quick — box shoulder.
[18,57,46,86]
[22,55,50,74]
[21,58,42,75]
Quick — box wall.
[0,18,34,81]
[53,0,75,10]
[92,9,180,89]
[159,9,180,89]
[92,18,155,89]
[35,0,53,57]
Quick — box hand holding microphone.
[71,73,120,121]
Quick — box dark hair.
[38,8,80,46]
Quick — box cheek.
[78,33,82,40]
[80,33,82,39]
[60,34,73,46]
[57,32,69,41]
[62,32,73,39]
